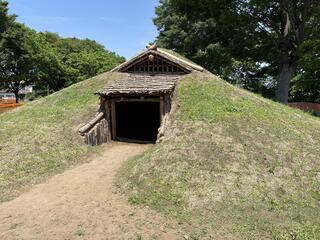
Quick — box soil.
[0,105,22,114]
[0,107,12,114]
[0,142,183,240]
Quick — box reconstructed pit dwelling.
[79,45,204,145]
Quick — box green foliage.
[291,40,320,102]
[154,0,278,94]
[0,0,15,34]
[0,22,50,101]
[154,0,320,101]
[41,33,125,88]
[118,72,320,239]
[0,1,125,101]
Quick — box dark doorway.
[115,101,160,142]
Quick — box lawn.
[117,72,320,239]
[0,72,124,202]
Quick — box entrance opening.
[115,101,160,142]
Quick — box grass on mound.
[0,72,124,202]
[117,72,320,239]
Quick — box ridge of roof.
[111,46,204,73]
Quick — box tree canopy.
[0,1,125,102]
[0,23,41,101]
[40,32,125,91]
[0,0,14,34]
[154,0,320,103]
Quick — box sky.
[7,0,160,59]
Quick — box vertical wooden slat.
[155,58,158,72]
[105,101,111,141]
[111,100,117,140]
[104,120,108,142]
[160,97,164,123]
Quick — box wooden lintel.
[113,98,161,103]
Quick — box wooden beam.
[78,112,105,135]
[114,98,161,102]
[105,100,112,141]
[111,100,116,140]
[160,98,164,123]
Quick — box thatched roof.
[96,74,180,97]
[97,46,203,97]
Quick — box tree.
[0,1,125,100]
[290,4,320,103]
[40,32,125,90]
[32,36,66,93]
[0,2,62,102]
[290,39,320,102]
[154,0,320,104]
[55,37,125,85]
[275,0,319,103]
[0,0,15,34]
[0,23,50,102]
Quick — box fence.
[289,102,320,115]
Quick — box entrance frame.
[108,96,165,141]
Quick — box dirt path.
[0,142,183,240]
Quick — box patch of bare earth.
[0,142,183,240]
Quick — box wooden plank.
[114,98,161,103]
[111,100,117,140]
[160,98,164,123]
[104,101,112,141]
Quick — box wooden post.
[104,100,111,141]
[111,100,116,140]
[160,96,164,123]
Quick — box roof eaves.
[110,49,150,72]
[157,48,204,72]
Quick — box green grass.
[117,72,320,239]
[0,72,125,202]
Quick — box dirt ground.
[0,107,13,114]
[0,142,184,240]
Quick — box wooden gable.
[120,53,191,74]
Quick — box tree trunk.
[276,0,296,104]
[14,90,19,103]
[10,80,21,103]
[276,61,296,104]
[276,0,311,104]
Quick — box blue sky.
[8,0,160,59]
